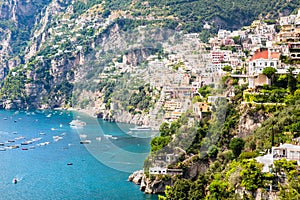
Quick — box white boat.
[69,119,86,128]
[104,135,117,140]
[129,125,151,131]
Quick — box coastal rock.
[129,171,172,194]
[128,170,144,185]
[144,176,172,194]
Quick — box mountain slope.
[0,0,299,109]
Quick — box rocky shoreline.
[128,170,172,194]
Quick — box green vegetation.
[156,74,300,199]
[262,66,277,85]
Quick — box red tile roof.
[250,50,280,61]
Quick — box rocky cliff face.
[237,105,270,138]
[0,0,54,80]
[128,161,209,194]
[128,171,173,194]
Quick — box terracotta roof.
[250,50,280,61]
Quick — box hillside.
[0,0,299,109]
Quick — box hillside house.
[248,49,281,75]
[256,143,300,172]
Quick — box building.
[164,101,182,111]
[272,143,300,163]
[248,49,281,75]
[149,167,167,175]
[256,143,300,172]
[149,167,183,175]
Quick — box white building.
[149,167,167,175]
[248,49,281,75]
[256,143,300,172]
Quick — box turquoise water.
[0,110,157,200]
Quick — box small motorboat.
[67,163,73,165]
[12,178,17,184]
[80,140,91,144]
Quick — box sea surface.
[0,109,157,200]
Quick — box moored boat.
[129,125,151,131]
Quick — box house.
[256,143,300,172]
[149,167,183,175]
[218,29,231,40]
[193,102,211,119]
[149,167,167,175]
[164,101,182,111]
[272,143,300,163]
[248,48,281,75]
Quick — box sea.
[0,109,158,200]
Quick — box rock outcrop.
[128,170,172,194]
[237,105,270,138]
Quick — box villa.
[256,143,300,172]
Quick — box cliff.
[128,171,173,194]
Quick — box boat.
[12,178,17,184]
[0,143,4,146]
[104,135,117,140]
[80,140,91,144]
[21,141,30,145]
[15,136,25,140]
[67,163,73,165]
[69,119,86,128]
[129,125,151,131]
[53,136,63,142]
[0,148,6,151]
[29,146,35,149]
[22,148,28,150]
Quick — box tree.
[150,136,171,152]
[159,122,170,137]
[229,138,245,158]
[164,179,192,200]
[262,67,277,86]
[222,65,233,72]
[287,67,297,94]
[240,160,264,191]
[208,175,231,199]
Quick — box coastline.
[65,107,98,118]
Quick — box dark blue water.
[0,110,157,200]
